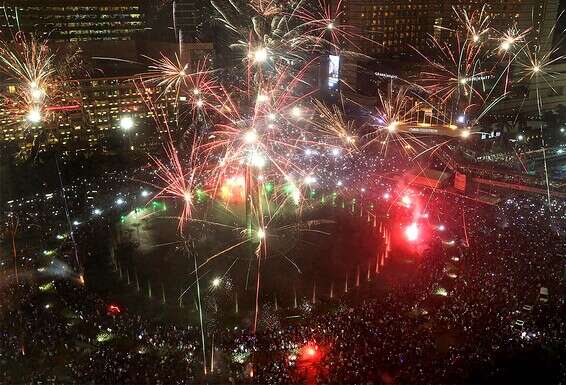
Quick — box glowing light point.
[500,40,512,51]
[383,192,390,200]
[120,116,134,130]
[93,208,102,216]
[438,224,445,231]
[31,87,43,101]
[517,134,524,141]
[192,88,200,95]
[256,94,269,103]
[401,195,411,206]
[532,65,540,73]
[27,108,41,124]
[211,277,221,287]
[116,198,125,205]
[337,180,343,186]
[304,175,316,185]
[331,148,340,156]
[327,22,335,30]
[268,113,277,121]
[141,190,150,197]
[244,130,258,144]
[253,47,268,63]
[472,34,480,43]
[459,78,468,85]
[291,106,302,118]
[386,121,398,132]
[257,228,266,239]
[457,115,466,124]
[405,223,419,242]
[461,130,470,139]
[196,99,204,108]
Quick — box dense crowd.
[1,183,565,383]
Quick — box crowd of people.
[1,178,565,383]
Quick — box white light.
[27,108,41,123]
[405,223,419,242]
[268,113,277,121]
[558,149,564,155]
[73,220,80,226]
[327,22,335,30]
[141,190,150,197]
[304,175,316,185]
[249,151,266,168]
[331,148,341,156]
[532,65,540,73]
[361,188,366,192]
[457,115,466,124]
[31,87,43,101]
[459,78,468,85]
[500,40,512,51]
[120,116,134,130]
[472,34,480,42]
[386,121,398,132]
[253,47,268,63]
[517,134,524,141]
[93,208,102,216]
[244,130,258,144]
[461,130,470,139]
[212,277,221,287]
[257,228,266,239]
[183,191,192,203]
[291,106,302,118]
[337,180,343,186]
[196,99,204,108]
[116,198,125,205]
[256,94,269,103]
[193,88,200,95]
[438,224,445,231]
[305,148,313,156]
[383,192,390,199]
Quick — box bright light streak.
[291,106,302,118]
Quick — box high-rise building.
[0,1,147,42]
[333,0,560,97]
[173,0,207,43]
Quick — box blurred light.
[401,195,411,206]
[438,224,445,231]
[256,94,269,103]
[337,180,343,186]
[268,113,277,121]
[386,121,398,132]
[116,198,125,205]
[120,116,134,130]
[472,34,480,42]
[141,190,150,197]
[253,47,268,62]
[192,88,200,95]
[405,223,419,242]
[27,108,41,123]
[517,134,524,141]
[457,115,466,124]
[331,148,340,156]
[304,175,316,185]
[244,130,258,144]
[257,228,266,239]
[383,192,390,200]
[327,22,334,30]
[93,208,102,216]
[460,130,470,139]
[212,277,221,287]
[72,220,80,226]
[196,99,204,108]
[500,40,512,51]
[291,106,302,118]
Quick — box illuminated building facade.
[0,1,146,42]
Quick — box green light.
[43,249,55,256]
[264,182,274,193]
[39,282,55,292]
